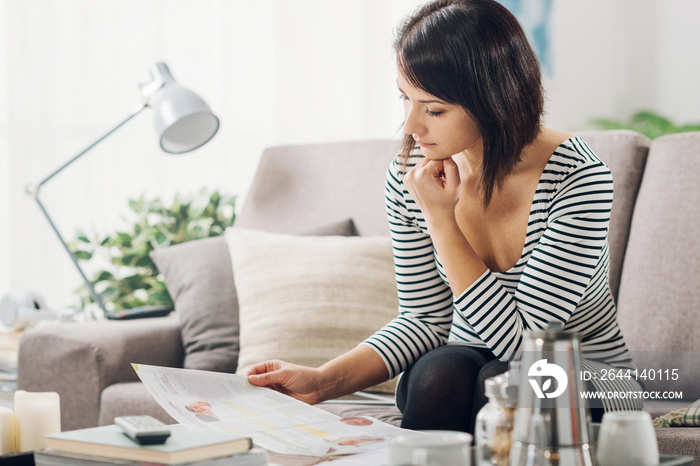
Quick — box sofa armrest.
[18,316,183,431]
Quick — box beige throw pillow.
[150,219,359,373]
[225,227,399,394]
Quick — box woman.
[248,0,643,434]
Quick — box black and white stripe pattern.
[363,137,642,410]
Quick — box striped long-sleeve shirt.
[363,137,642,410]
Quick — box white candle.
[14,390,61,452]
[0,407,14,454]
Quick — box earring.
[412,133,419,141]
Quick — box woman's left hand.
[404,157,461,223]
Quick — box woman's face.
[397,68,482,160]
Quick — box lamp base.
[0,292,78,330]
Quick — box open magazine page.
[133,364,416,458]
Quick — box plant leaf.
[589,111,700,139]
[71,188,236,311]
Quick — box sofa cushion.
[234,140,398,236]
[150,237,238,373]
[654,427,700,462]
[616,132,700,399]
[151,219,358,373]
[226,227,399,393]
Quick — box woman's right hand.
[247,360,327,405]
[247,346,390,405]
[404,157,462,226]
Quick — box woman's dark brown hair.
[396,0,544,208]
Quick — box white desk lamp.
[0,62,220,329]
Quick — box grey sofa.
[18,131,700,462]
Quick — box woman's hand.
[404,157,461,224]
[248,347,390,405]
[404,156,488,295]
[247,360,327,405]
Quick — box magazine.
[133,364,416,459]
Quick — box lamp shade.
[149,63,220,154]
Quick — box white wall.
[1,0,699,310]
[0,0,425,309]
[0,0,9,297]
[656,0,700,122]
[546,0,700,129]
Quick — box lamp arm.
[37,103,149,188]
[34,196,107,313]
[28,102,149,314]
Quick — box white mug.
[596,411,659,466]
[390,430,472,466]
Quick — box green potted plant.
[70,188,236,317]
[590,110,700,139]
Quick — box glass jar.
[475,365,519,466]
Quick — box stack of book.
[35,424,267,466]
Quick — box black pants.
[396,345,605,436]
[396,345,507,435]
